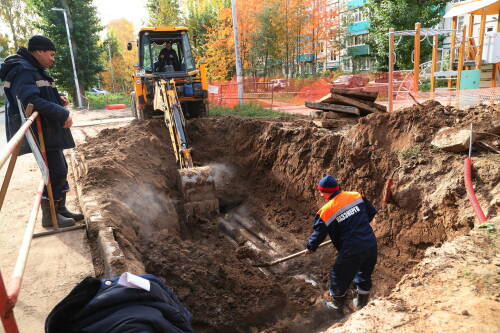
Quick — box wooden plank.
[431,33,438,92]
[314,93,335,103]
[389,27,395,112]
[413,22,421,92]
[476,9,487,69]
[305,102,360,116]
[448,16,457,89]
[330,88,378,102]
[373,103,387,112]
[457,25,466,92]
[329,93,381,114]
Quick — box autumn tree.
[201,5,236,80]
[29,0,104,98]
[0,0,36,51]
[184,0,227,57]
[146,0,182,26]
[101,19,136,93]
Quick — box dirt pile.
[74,101,499,332]
[323,218,500,333]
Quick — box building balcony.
[348,20,370,35]
[347,0,367,10]
[298,53,315,62]
[347,44,370,56]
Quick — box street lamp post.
[51,7,83,108]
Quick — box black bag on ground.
[45,273,192,333]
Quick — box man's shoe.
[41,198,75,228]
[58,193,84,221]
[353,291,370,310]
[324,294,345,312]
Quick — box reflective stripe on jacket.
[307,191,377,253]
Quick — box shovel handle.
[257,240,331,267]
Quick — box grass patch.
[86,93,129,110]
[399,146,422,159]
[209,103,291,118]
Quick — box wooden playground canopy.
[444,0,500,17]
[386,0,500,112]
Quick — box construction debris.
[306,88,387,126]
[431,127,476,153]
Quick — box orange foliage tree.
[187,0,339,80]
[100,18,136,93]
[200,6,236,81]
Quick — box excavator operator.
[156,41,180,72]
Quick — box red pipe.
[464,157,487,223]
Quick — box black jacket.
[45,274,193,333]
[158,48,180,71]
[0,47,75,154]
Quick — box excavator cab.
[129,27,218,223]
[130,27,209,121]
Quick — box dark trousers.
[43,150,69,200]
[329,245,377,296]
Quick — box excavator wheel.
[179,166,219,222]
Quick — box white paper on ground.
[117,272,151,291]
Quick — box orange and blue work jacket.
[306,191,377,254]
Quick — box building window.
[343,58,351,71]
[359,58,370,71]
[352,8,365,22]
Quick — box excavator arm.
[153,79,219,221]
[154,79,194,169]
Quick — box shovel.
[253,240,331,267]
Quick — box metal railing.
[0,104,83,332]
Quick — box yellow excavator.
[128,27,218,221]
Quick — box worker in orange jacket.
[306,175,378,312]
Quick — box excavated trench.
[75,101,499,332]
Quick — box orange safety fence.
[207,74,416,109]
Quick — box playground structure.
[388,0,500,112]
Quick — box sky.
[94,0,149,32]
[0,0,151,41]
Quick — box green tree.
[29,0,104,99]
[0,0,36,51]
[183,0,224,57]
[365,0,448,71]
[146,0,182,26]
[250,3,282,77]
[0,35,10,58]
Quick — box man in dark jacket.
[157,41,180,71]
[306,175,378,312]
[0,35,83,228]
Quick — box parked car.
[88,88,109,95]
[270,79,288,91]
[331,75,368,89]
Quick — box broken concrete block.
[431,127,476,152]
[313,120,340,129]
[323,111,346,119]
[310,110,324,119]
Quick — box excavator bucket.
[179,166,219,221]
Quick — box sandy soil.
[73,101,499,332]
